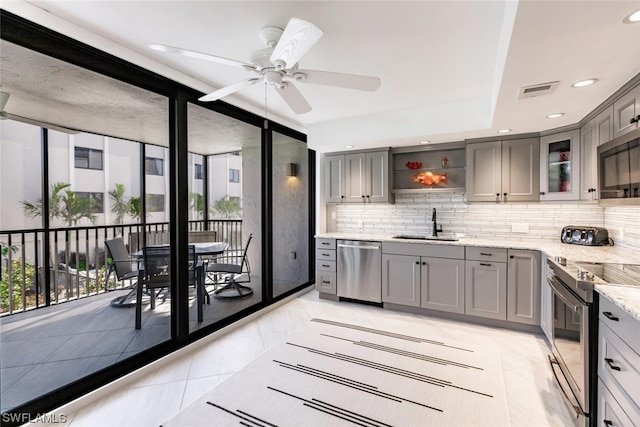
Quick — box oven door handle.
[548,355,583,418]
[548,276,583,312]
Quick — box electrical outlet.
[511,223,530,233]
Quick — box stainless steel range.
[547,257,640,426]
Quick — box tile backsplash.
[330,192,639,251]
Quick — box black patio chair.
[135,244,205,329]
[104,237,140,307]
[206,233,253,300]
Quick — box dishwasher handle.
[337,243,381,250]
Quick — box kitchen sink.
[392,234,459,242]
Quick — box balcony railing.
[0,219,242,315]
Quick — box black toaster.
[560,226,610,246]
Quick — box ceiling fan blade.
[294,70,381,91]
[199,78,262,102]
[275,82,312,114]
[0,111,79,134]
[270,18,323,70]
[150,44,256,70]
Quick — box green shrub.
[1,259,37,312]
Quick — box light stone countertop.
[315,232,640,321]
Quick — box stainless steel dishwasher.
[337,240,382,303]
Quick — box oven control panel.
[561,226,610,246]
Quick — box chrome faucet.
[432,208,443,236]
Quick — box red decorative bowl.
[405,161,422,170]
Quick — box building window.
[145,157,164,176]
[229,168,240,183]
[75,192,104,214]
[194,164,203,180]
[74,147,103,170]
[147,194,165,212]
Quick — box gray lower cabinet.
[465,260,507,320]
[315,238,337,294]
[506,250,540,325]
[421,257,465,314]
[381,254,420,307]
[597,297,640,426]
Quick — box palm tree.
[109,183,129,224]
[189,192,205,218]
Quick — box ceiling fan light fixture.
[571,78,598,88]
[623,9,640,23]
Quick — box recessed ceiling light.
[497,129,511,134]
[419,140,430,144]
[571,78,598,88]
[345,145,354,149]
[546,113,564,119]
[623,9,640,23]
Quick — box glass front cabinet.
[540,129,581,201]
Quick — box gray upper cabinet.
[507,250,540,325]
[467,137,540,202]
[540,129,580,201]
[613,85,640,138]
[421,257,465,314]
[325,150,391,203]
[580,106,614,201]
[595,105,614,145]
[345,150,390,203]
[324,155,345,203]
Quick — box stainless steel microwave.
[598,127,640,205]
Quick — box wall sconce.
[286,162,297,177]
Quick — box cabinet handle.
[480,252,492,256]
[321,253,330,256]
[603,311,619,321]
[605,358,621,371]
[496,193,500,202]
[540,192,546,195]
[415,261,420,265]
[603,420,613,426]
[631,116,639,124]
[480,262,492,267]
[366,195,370,198]
[321,242,330,245]
[422,262,426,265]
[503,192,508,202]
[322,280,331,284]
[341,195,344,199]
[322,264,330,268]
[509,255,514,259]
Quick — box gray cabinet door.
[316,271,337,294]
[345,153,366,202]
[420,257,465,314]
[325,155,345,203]
[502,137,540,202]
[382,254,420,307]
[613,86,640,138]
[580,120,597,200]
[366,151,389,203]
[466,141,502,202]
[540,256,553,344]
[507,250,540,325]
[465,260,507,320]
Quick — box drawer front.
[466,246,508,262]
[381,242,464,259]
[316,249,336,261]
[316,238,336,250]
[598,378,640,427]
[600,296,640,353]
[599,322,640,408]
[316,271,337,294]
[317,260,336,272]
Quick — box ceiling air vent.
[518,81,559,99]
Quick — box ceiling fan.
[150,18,381,114]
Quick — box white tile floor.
[41,290,578,427]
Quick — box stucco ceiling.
[1,0,640,154]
